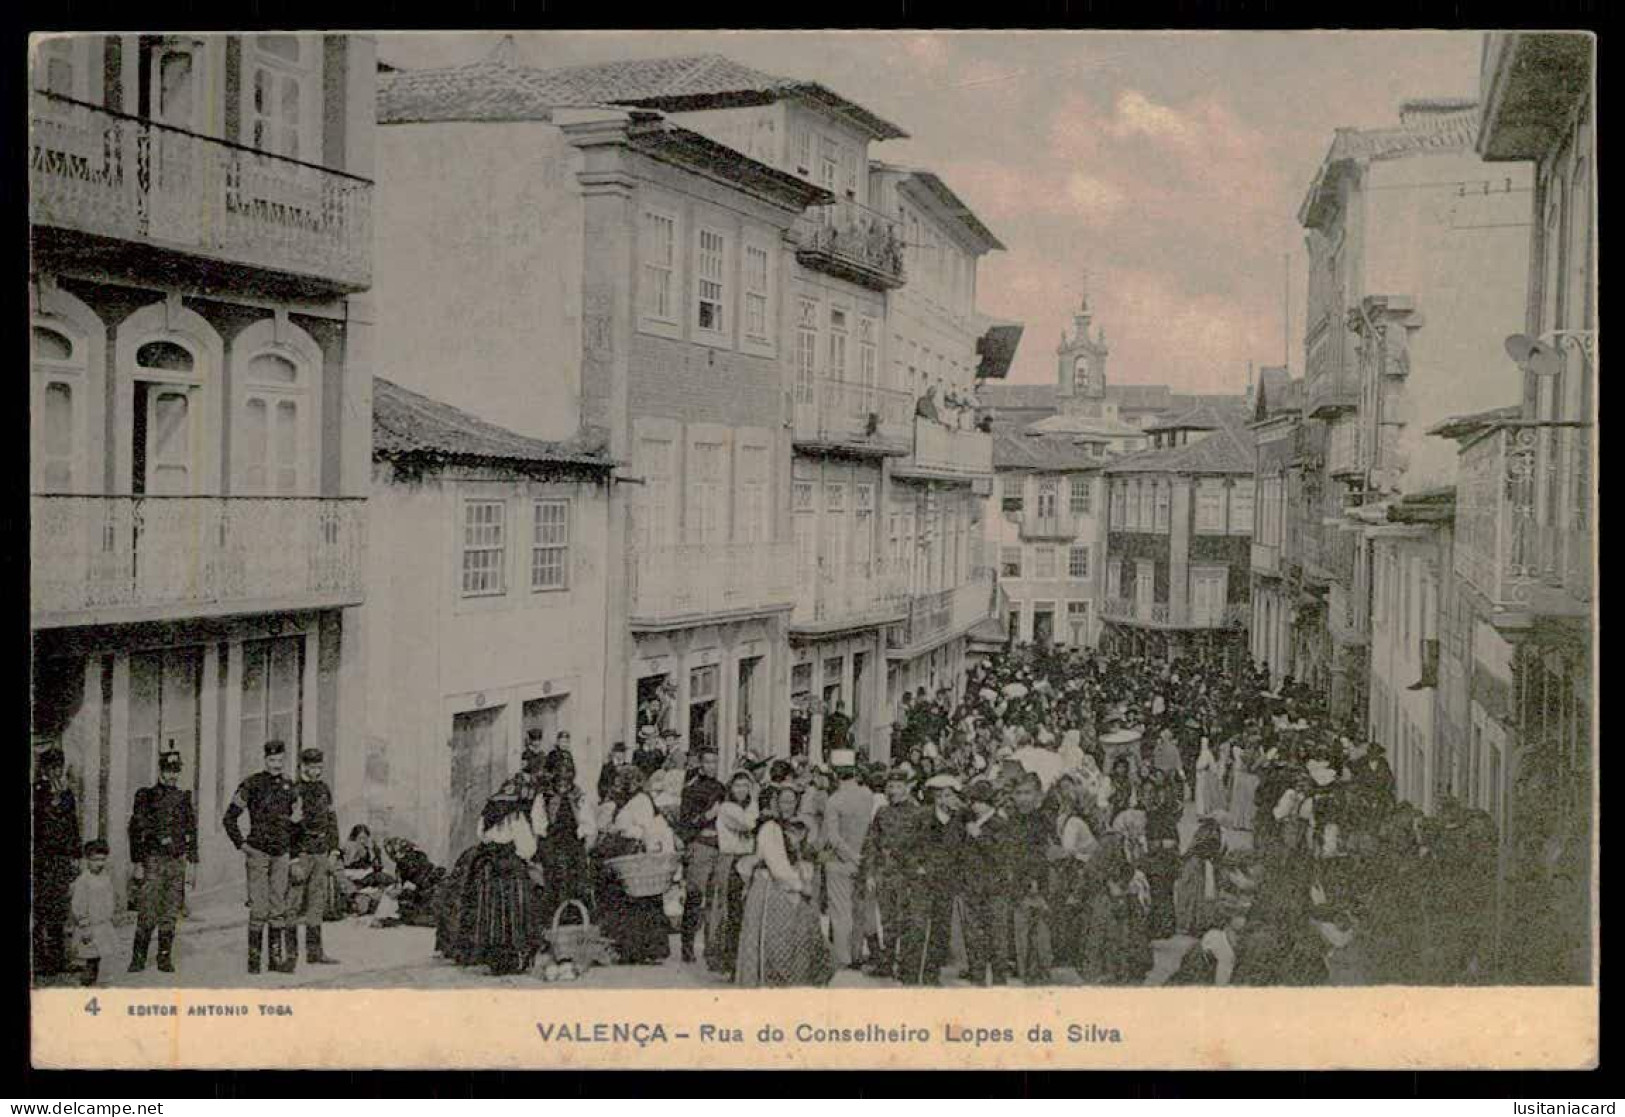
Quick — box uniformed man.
[127,750,197,973]
[856,767,927,980]
[223,739,299,974]
[32,747,81,977]
[290,748,341,966]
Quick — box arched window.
[115,300,224,496]
[34,37,100,101]
[31,285,105,494]
[231,317,321,496]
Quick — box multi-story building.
[1432,32,1594,984]
[374,43,833,785]
[365,378,614,865]
[1293,97,1532,729]
[1099,406,1256,668]
[1248,375,1305,685]
[29,33,377,900]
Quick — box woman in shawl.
[382,838,443,926]
[707,770,759,977]
[537,748,595,922]
[594,765,675,965]
[1094,832,1155,985]
[735,813,835,987]
[1045,774,1100,969]
[443,764,548,975]
[1173,817,1226,938]
[1195,737,1224,817]
[1228,742,1259,833]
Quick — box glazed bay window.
[744,243,771,344]
[696,228,727,335]
[1195,481,1225,533]
[461,499,506,596]
[1069,477,1091,517]
[828,307,849,380]
[531,499,570,591]
[794,298,818,405]
[1230,479,1255,535]
[641,211,677,322]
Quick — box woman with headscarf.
[1173,817,1226,938]
[707,770,759,977]
[1045,774,1100,970]
[1125,802,1177,941]
[734,811,834,987]
[382,837,443,926]
[594,765,675,965]
[1092,831,1155,985]
[1195,737,1224,817]
[442,759,549,976]
[1228,741,1260,833]
[537,748,595,922]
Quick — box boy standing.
[69,840,117,987]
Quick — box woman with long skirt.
[594,765,675,965]
[445,762,548,975]
[707,771,758,977]
[735,815,834,987]
[537,749,596,922]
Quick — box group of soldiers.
[31,739,344,983]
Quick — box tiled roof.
[1428,404,1521,440]
[380,42,907,139]
[374,377,614,470]
[1145,402,1237,433]
[1107,384,1174,411]
[1105,411,1256,476]
[1025,412,1144,439]
[1300,104,1479,226]
[992,427,1106,472]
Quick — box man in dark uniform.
[223,739,299,974]
[127,749,197,973]
[32,747,80,977]
[290,748,341,966]
[897,774,966,986]
[676,748,725,964]
[856,767,927,980]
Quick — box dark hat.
[159,751,184,772]
[82,838,110,857]
[299,747,324,764]
[264,740,288,756]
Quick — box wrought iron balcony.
[30,92,372,292]
[887,570,994,654]
[629,541,797,627]
[1099,596,1249,630]
[1455,423,1592,619]
[791,561,911,632]
[791,379,911,455]
[31,495,366,628]
[1017,510,1083,541]
[894,417,993,481]
[790,197,905,290]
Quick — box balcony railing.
[888,570,994,652]
[1455,423,1592,616]
[30,92,372,291]
[31,495,365,627]
[1098,596,1249,630]
[791,561,910,629]
[630,541,796,625]
[1251,541,1280,574]
[792,379,911,454]
[790,197,905,290]
[896,417,993,480]
[1018,510,1083,540]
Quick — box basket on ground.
[605,850,681,898]
[545,899,601,965]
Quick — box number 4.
[84,997,100,1016]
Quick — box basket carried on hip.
[605,850,681,898]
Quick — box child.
[70,840,119,987]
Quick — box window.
[1139,480,1155,530]
[1069,546,1090,580]
[825,481,846,513]
[1111,482,1126,529]
[461,500,506,596]
[1000,546,1022,578]
[1069,477,1091,516]
[744,243,770,342]
[1135,560,1156,611]
[818,136,840,201]
[636,437,675,550]
[531,499,569,590]
[857,316,879,401]
[641,211,677,322]
[687,441,727,545]
[1191,567,1228,625]
[828,307,848,380]
[792,480,815,512]
[794,297,818,404]
[735,445,769,544]
[1034,546,1058,579]
[1154,480,1170,533]
[1195,481,1225,533]
[1067,600,1090,643]
[238,351,306,495]
[32,322,85,492]
[793,125,812,175]
[245,35,312,160]
[1107,558,1122,599]
[1036,477,1059,519]
[696,228,727,335]
[1402,555,1413,646]
[1230,479,1255,535]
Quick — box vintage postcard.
[28,28,1596,1070]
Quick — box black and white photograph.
[27,27,1594,1023]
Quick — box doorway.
[1033,604,1055,647]
[128,646,204,824]
[448,705,506,861]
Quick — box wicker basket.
[605,850,680,898]
[545,899,596,963]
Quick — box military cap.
[299,747,324,764]
[263,740,288,756]
[159,751,184,772]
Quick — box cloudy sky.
[380,31,1483,394]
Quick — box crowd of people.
[32,642,1501,990]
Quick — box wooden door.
[448,706,505,860]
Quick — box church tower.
[1056,279,1110,419]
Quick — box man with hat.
[32,746,81,977]
[223,739,300,974]
[676,748,725,964]
[126,749,197,973]
[960,778,1012,985]
[857,766,926,979]
[896,773,966,985]
[821,748,873,969]
[290,748,342,967]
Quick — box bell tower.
[1057,275,1109,417]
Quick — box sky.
[379,31,1484,394]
